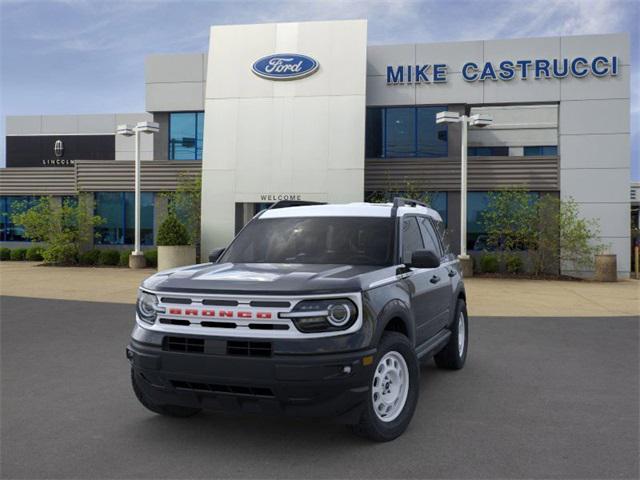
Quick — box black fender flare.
[372,298,416,347]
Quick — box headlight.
[280,298,358,333]
[136,290,162,324]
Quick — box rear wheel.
[131,369,201,418]
[350,332,419,442]
[434,299,468,370]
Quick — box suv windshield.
[220,217,395,266]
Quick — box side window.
[401,217,424,264]
[418,217,442,258]
[431,219,451,257]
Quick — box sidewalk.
[0,262,638,317]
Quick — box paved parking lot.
[1,296,638,479]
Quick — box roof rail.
[268,200,327,210]
[391,197,429,217]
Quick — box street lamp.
[116,121,159,268]
[436,111,492,274]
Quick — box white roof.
[259,202,443,222]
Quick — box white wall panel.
[560,168,629,203]
[560,99,629,135]
[560,134,629,169]
[146,82,205,112]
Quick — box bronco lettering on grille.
[167,308,273,320]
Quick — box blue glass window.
[524,145,558,156]
[365,106,448,158]
[169,112,204,160]
[95,192,154,245]
[0,196,39,242]
[468,146,509,156]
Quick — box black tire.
[434,298,468,370]
[131,369,201,418]
[350,332,419,442]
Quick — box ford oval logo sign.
[252,53,319,80]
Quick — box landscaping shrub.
[43,244,78,265]
[0,248,10,261]
[79,249,101,266]
[505,254,524,274]
[98,249,121,266]
[144,249,158,268]
[119,250,130,267]
[157,214,190,246]
[479,254,499,273]
[10,248,27,261]
[25,246,44,261]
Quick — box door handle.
[448,269,457,277]
[430,275,440,284]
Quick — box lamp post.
[116,121,159,268]
[436,111,492,276]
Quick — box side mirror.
[409,249,440,269]
[208,248,225,263]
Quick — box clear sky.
[1,0,638,179]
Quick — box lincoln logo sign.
[386,55,620,84]
[252,53,319,80]
[54,139,64,158]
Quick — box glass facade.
[0,196,39,242]
[95,192,154,245]
[468,146,509,156]
[365,106,448,158]
[169,112,204,160]
[524,145,558,156]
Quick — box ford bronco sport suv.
[127,198,468,441]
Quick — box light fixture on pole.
[436,110,492,276]
[116,121,159,269]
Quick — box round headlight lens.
[327,303,351,327]
[137,291,158,324]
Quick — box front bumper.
[127,335,376,423]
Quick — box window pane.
[401,217,424,263]
[429,192,448,227]
[467,192,490,252]
[541,145,558,156]
[365,108,383,158]
[169,113,197,160]
[124,192,154,245]
[417,107,447,157]
[418,217,441,257]
[196,112,205,160]
[386,108,415,157]
[523,146,542,156]
[95,192,124,245]
[1,196,37,242]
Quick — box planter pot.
[158,245,196,271]
[594,254,617,282]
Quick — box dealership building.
[0,20,632,277]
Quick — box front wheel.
[434,298,468,370]
[350,332,419,442]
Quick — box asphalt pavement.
[1,296,638,479]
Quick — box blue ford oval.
[252,53,319,80]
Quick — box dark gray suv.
[127,198,468,441]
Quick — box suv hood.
[142,262,395,295]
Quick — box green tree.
[157,214,190,246]
[163,173,201,246]
[11,197,104,265]
[480,188,537,252]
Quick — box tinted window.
[221,217,395,266]
[418,217,442,257]
[0,196,39,242]
[524,145,558,156]
[365,108,383,158]
[401,217,424,264]
[386,108,415,157]
[416,107,448,157]
[468,146,509,156]
[95,192,154,245]
[169,112,204,160]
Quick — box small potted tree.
[156,214,196,271]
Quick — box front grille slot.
[163,336,204,353]
[250,300,291,308]
[161,297,192,305]
[160,318,191,326]
[248,323,289,330]
[202,299,238,306]
[227,340,272,357]
[201,321,237,329]
[171,380,274,397]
